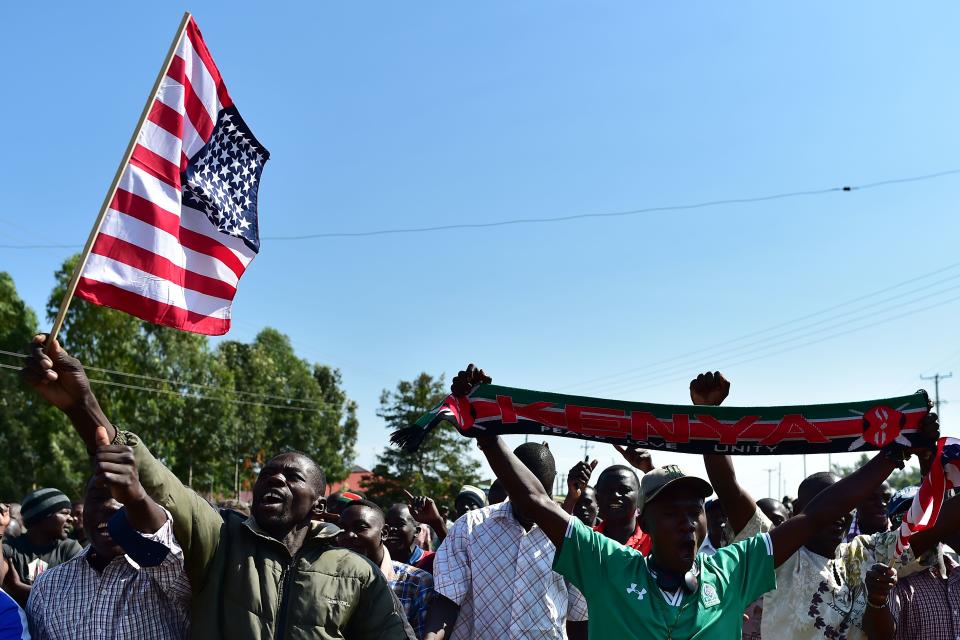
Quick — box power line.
[2,168,960,249]
[0,349,335,408]
[263,168,960,240]
[577,275,960,396]
[0,363,324,414]
[559,259,960,393]
[609,289,960,397]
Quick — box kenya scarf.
[392,384,931,455]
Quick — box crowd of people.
[2,338,958,639]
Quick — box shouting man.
[450,364,940,639]
[21,336,412,640]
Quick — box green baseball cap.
[637,465,713,514]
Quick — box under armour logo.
[626,583,647,601]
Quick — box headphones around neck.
[649,558,699,594]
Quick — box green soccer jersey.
[553,518,776,639]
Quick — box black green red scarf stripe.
[392,384,931,455]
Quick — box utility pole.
[920,372,952,415]
[778,462,783,500]
[765,467,775,499]
[581,440,593,461]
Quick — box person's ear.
[381,524,390,543]
[414,524,421,536]
[310,496,327,521]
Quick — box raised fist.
[690,371,730,407]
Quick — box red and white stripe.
[75,17,253,335]
[894,436,960,557]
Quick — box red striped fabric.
[894,436,960,557]
[75,16,262,335]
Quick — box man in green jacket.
[21,336,413,640]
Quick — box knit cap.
[21,488,71,526]
[456,485,488,509]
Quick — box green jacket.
[121,431,412,640]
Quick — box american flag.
[75,16,268,335]
[894,436,960,557]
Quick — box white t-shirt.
[734,508,930,640]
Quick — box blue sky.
[3,3,960,500]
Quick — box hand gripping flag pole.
[47,12,192,352]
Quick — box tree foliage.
[831,453,922,491]
[0,272,85,498]
[363,373,481,510]
[217,329,359,489]
[0,259,359,501]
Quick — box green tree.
[45,255,236,495]
[142,325,237,492]
[0,271,87,499]
[216,329,359,494]
[364,373,481,510]
[831,453,922,490]
[34,255,359,499]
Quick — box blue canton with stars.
[182,106,269,253]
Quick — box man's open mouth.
[260,492,285,505]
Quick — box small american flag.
[75,16,268,335]
[894,436,960,557]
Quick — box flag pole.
[46,11,192,351]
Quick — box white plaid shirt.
[26,516,190,640]
[434,501,588,640]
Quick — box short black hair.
[272,450,327,496]
[513,442,556,492]
[796,472,838,508]
[757,497,789,520]
[597,465,639,489]
[343,499,384,525]
[386,503,417,526]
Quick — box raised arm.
[21,335,223,588]
[909,489,960,556]
[404,491,448,542]
[691,372,759,534]
[476,435,569,546]
[769,411,938,567]
[452,364,570,546]
[613,445,654,473]
[561,459,597,514]
[21,335,116,450]
[92,426,166,534]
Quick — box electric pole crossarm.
[921,372,953,416]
